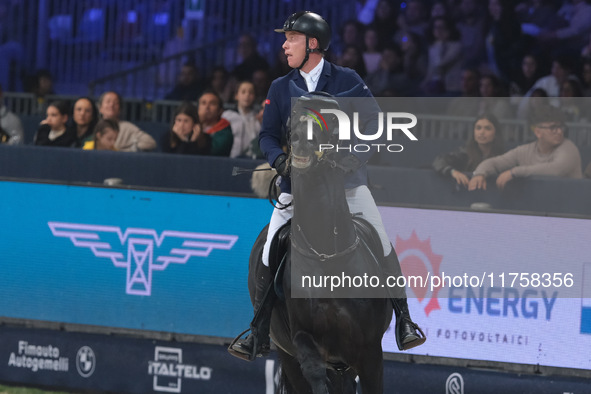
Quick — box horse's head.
[289,92,340,173]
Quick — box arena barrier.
[1,144,588,217]
[0,325,589,394]
[1,179,590,392]
[0,181,591,369]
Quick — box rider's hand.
[274,154,290,177]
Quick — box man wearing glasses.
[469,105,582,191]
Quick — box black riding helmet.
[275,11,331,69]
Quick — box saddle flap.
[269,220,291,300]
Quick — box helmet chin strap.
[296,36,321,70]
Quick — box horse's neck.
[292,169,356,254]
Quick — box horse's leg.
[292,331,328,394]
[277,347,314,394]
[355,344,384,394]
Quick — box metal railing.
[414,115,535,144]
[6,92,591,147]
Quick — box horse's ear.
[335,83,367,97]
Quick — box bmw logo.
[76,346,96,378]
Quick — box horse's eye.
[291,133,300,143]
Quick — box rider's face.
[283,32,307,69]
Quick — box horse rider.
[229,11,426,361]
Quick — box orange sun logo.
[395,230,443,316]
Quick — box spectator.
[509,54,542,98]
[0,83,24,145]
[27,69,56,115]
[164,63,204,101]
[469,104,583,191]
[485,0,524,82]
[222,81,261,158]
[530,56,576,97]
[518,56,578,115]
[478,74,514,119]
[331,20,365,62]
[459,69,481,98]
[422,16,462,94]
[338,45,368,78]
[69,97,99,148]
[559,79,585,121]
[34,100,76,147]
[83,118,119,151]
[455,0,487,69]
[97,91,157,152]
[371,0,398,45]
[430,1,449,19]
[362,26,382,74]
[365,44,413,96]
[398,31,428,83]
[233,34,270,82]
[161,102,210,155]
[395,0,430,45]
[197,90,233,156]
[31,69,55,99]
[516,87,550,120]
[446,68,481,116]
[433,112,505,186]
[207,66,233,104]
[537,0,591,55]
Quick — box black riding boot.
[228,264,275,361]
[383,247,426,351]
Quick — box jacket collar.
[290,59,332,92]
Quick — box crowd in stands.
[2,0,591,191]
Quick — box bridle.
[292,222,360,262]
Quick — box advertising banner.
[1,180,590,372]
[0,325,269,393]
[0,325,589,394]
[379,206,591,370]
[0,181,271,338]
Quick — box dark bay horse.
[247,94,394,393]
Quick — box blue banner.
[0,181,272,337]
